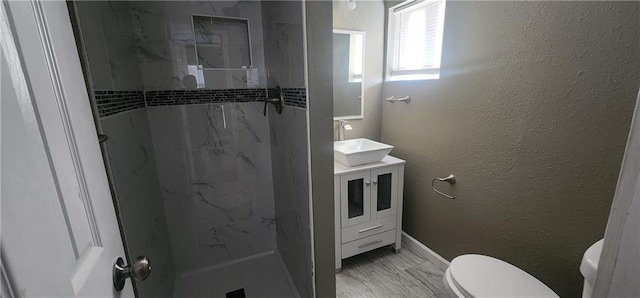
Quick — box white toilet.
[579,239,603,298]
[443,239,604,298]
[443,254,559,297]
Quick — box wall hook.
[432,174,456,199]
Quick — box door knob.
[113,256,151,291]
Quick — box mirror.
[333,30,365,120]
[192,15,253,70]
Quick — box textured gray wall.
[381,2,640,297]
[333,0,385,141]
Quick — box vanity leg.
[392,241,401,254]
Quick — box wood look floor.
[336,245,448,298]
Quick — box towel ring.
[432,174,456,199]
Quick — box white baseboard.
[401,231,450,271]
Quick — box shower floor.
[173,251,298,298]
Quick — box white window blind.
[391,0,445,79]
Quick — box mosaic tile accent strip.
[144,88,307,109]
[268,87,307,109]
[145,89,267,106]
[281,88,307,109]
[95,90,145,118]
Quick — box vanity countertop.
[334,155,406,175]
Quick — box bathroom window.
[386,0,446,81]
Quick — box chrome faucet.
[338,120,353,141]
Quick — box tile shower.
[71,1,312,297]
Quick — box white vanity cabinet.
[334,155,405,270]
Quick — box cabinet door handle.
[365,181,371,186]
[358,240,382,249]
[358,225,383,233]
[373,180,378,184]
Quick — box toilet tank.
[580,239,604,298]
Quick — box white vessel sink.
[334,138,394,166]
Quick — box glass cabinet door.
[340,171,371,227]
[347,179,365,219]
[372,166,398,219]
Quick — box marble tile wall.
[75,2,176,297]
[128,1,268,90]
[268,105,312,298]
[261,1,306,88]
[78,1,312,295]
[100,108,176,297]
[147,102,276,272]
[74,1,143,91]
[262,1,313,296]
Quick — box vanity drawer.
[342,229,396,259]
[341,215,396,243]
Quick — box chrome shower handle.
[263,85,284,116]
[432,174,456,199]
[263,97,280,115]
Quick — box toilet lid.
[449,254,559,298]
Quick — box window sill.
[386,73,440,81]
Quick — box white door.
[1,1,133,297]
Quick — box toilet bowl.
[443,239,604,298]
[443,254,559,298]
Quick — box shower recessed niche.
[192,15,253,69]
